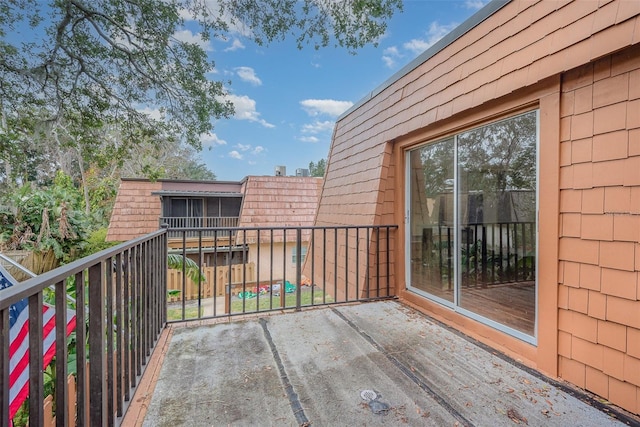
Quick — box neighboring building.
[236,176,323,285]
[313,0,640,416]
[106,175,323,284]
[106,178,246,266]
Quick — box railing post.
[88,262,107,427]
[55,279,69,427]
[296,228,302,311]
[75,270,87,426]
[28,292,44,426]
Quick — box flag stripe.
[2,264,77,423]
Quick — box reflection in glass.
[408,111,537,337]
[409,138,455,302]
[457,111,537,335]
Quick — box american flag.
[0,264,76,423]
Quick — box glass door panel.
[456,112,537,335]
[408,138,455,303]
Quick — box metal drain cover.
[368,399,390,415]
[360,389,378,401]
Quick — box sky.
[185,0,488,181]
[177,0,491,181]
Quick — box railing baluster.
[334,228,338,302]
[115,253,124,417]
[123,251,131,401]
[181,232,187,320]
[256,229,261,313]
[88,262,106,426]
[345,227,349,302]
[355,228,359,300]
[55,279,69,427]
[323,228,327,304]
[228,235,233,313]
[282,229,287,309]
[75,270,87,426]
[28,292,44,426]
[296,228,302,311]
[198,230,203,319]
[366,227,370,299]
[376,227,380,298]
[106,256,114,426]
[386,226,391,296]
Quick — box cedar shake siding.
[237,176,323,284]
[315,0,640,415]
[106,180,162,242]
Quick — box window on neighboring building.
[292,246,307,264]
[406,110,538,341]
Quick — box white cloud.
[232,144,266,157]
[384,46,400,56]
[403,22,458,56]
[465,0,490,10]
[225,94,275,128]
[382,56,396,68]
[302,120,335,134]
[300,99,353,117]
[229,150,243,160]
[225,38,245,52]
[382,46,403,69]
[201,133,227,147]
[299,136,320,143]
[235,66,262,86]
[173,29,212,51]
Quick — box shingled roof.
[238,176,322,227]
[106,180,162,242]
[106,176,323,243]
[237,176,323,244]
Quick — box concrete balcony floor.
[127,301,632,426]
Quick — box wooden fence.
[167,263,256,302]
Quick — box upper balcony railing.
[2,223,397,426]
[159,216,239,239]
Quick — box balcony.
[1,226,636,426]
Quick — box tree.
[120,136,216,180]
[0,172,89,268]
[308,158,326,177]
[0,0,403,154]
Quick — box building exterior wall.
[248,241,299,285]
[315,0,640,415]
[556,45,640,414]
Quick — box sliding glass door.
[407,111,538,340]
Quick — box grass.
[167,306,203,321]
[166,288,335,320]
[230,289,334,313]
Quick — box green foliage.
[308,158,326,177]
[0,172,89,262]
[78,228,119,259]
[0,0,401,158]
[167,253,207,284]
